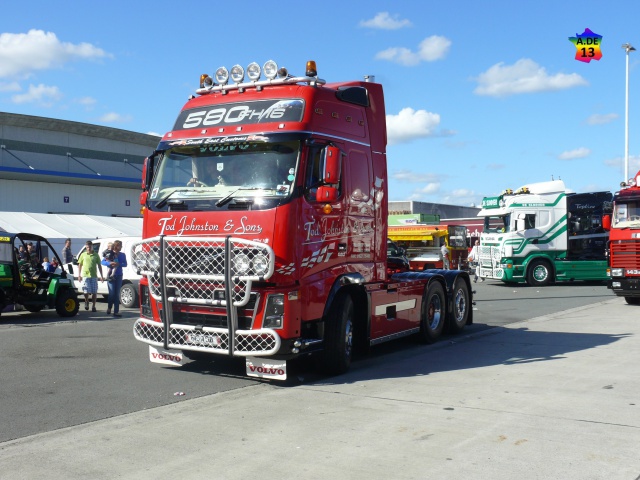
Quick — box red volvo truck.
[132,60,473,380]
[605,169,640,305]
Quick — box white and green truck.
[477,180,612,286]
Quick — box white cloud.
[360,12,412,30]
[586,113,618,125]
[391,170,441,184]
[98,112,132,123]
[386,107,441,145]
[376,35,451,66]
[558,147,591,160]
[474,58,588,97]
[0,29,111,79]
[604,154,640,172]
[75,96,96,108]
[0,81,20,92]
[11,84,62,106]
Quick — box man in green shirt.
[77,240,104,312]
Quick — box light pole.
[623,43,635,184]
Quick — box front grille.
[172,311,253,329]
[610,240,640,269]
[133,319,280,356]
[132,236,274,307]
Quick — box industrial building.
[0,111,159,252]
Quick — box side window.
[304,146,342,202]
[304,147,323,202]
[524,214,536,230]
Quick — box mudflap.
[246,356,287,380]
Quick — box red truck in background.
[131,60,473,380]
[605,169,640,305]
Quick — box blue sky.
[2,0,640,207]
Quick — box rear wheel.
[449,278,470,334]
[527,259,553,287]
[420,282,445,343]
[625,297,640,305]
[55,289,79,317]
[317,292,354,376]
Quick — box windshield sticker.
[173,99,304,131]
[276,185,290,196]
[151,187,159,199]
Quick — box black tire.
[24,305,44,313]
[527,259,553,287]
[120,283,138,308]
[449,278,470,334]
[625,297,640,305]
[420,282,446,343]
[317,292,354,376]
[55,288,79,317]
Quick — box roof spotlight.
[215,67,229,85]
[277,67,288,79]
[247,62,261,81]
[230,64,245,83]
[200,74,213,88]
[263,60,278,80]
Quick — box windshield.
[483,214,510,233]
[148,140,300,210]
[612,199,640,228]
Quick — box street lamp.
[623,43,636,184]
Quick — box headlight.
[263,294,284,328]
[232,253,250,275]
[215,66,229,85]
[253,254,269,275]
[148,250,160,270]
[263,60,278,79]
[247,62,261,81]
[230,64,245,83]
[611,268,624,277]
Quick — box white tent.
[0,212,142,257]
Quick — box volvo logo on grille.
[190,254,223,270]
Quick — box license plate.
[148,346,184,366]
[186,332,221,346]
[246,357,287,380]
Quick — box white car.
[73,236,142,308]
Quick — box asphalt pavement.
[0,296,639,479]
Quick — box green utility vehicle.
[0,233,79,317]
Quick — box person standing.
[440,241,450,270]
[61,238,74,275]
[102,239,127,317]
[468,240,482,283]
[77,240,104,312]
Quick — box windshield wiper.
[215,187,260,207]
[155,189,193,209]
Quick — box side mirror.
[323,146,341,184]
[602,214,611,231]
[316,186,338,202]
[142,154,156,190]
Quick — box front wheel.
[55,289,79,317]
[527,259,553,287]
[420,282,446,343]
[316,292,354,376]
[625,297,640,305]
[120,283,138,308]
